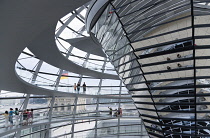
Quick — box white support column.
[45,96,55,138]
[94,97,99,138]
[71,97,78,138]
[97,59,107,94]
[78,53,90,85]
[141,119,143,138]
[94,59,107,137]
[31,60,43,84]
[22,94,30,112]
[117,80,122,137]
[55,46,74,91]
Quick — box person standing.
[9,108,14,126]
[114,109,118,117]
[2,111,9,128]
[119,108,122,117]
[14,108,19,126]
[26,109,30,125]
[118,108,121,116]
[28,109,33,125]
[77,82,80,92]
[82,82,86,93]
[22,110,28,126]
[108,107,112,116]
[74,83,77,92]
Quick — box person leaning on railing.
[22,110,28,126]
[113,109,118,117]
[9,108,14,127]
[74,83,77,92]
[27,109,33,125]
[119,108,122,117]
[14,108,19,126]
[77,82,80,92]
[2,111,9,128]
[108,107,112,116]
[82,82,86,93]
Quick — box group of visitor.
[74,82,86,93]
[150,124,158,133]
[2,108,33,127]
[166,54,182,70]
[108,107,122,117]
[22,109,34,126]
[2,108,19,127]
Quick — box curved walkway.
[66,36,106,57]
[15,75,131,98]
[28,28,119,80]
[0,115,139,137]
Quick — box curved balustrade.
[0,96,143,137]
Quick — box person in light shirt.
[28,109,34,125]
[2,111,9,128]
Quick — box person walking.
[2,111,9,128]
[77,82,80,92]
[74,83,77,92]
[82,82,86,93]
[9,108,14,126]
[14,108,19,126]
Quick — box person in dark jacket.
[108,107,112,116]
[82,82,86,93]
